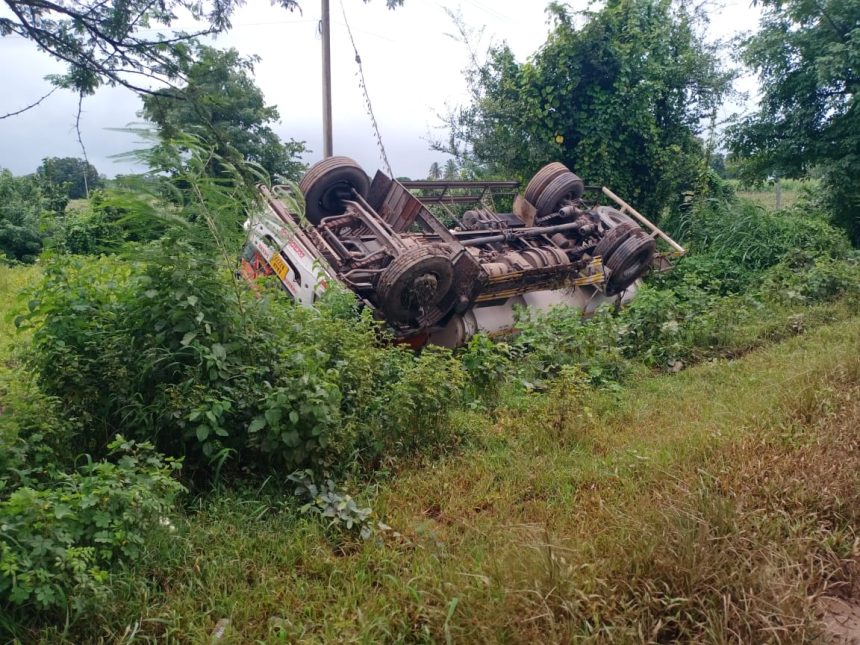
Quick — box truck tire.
[605,232,656,295]
[300,156,370,225]
[532,171,585,217]
[377,246,456,326]
[594,221,637,262]
[524,162,570,207]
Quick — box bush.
[19,245,467,480]
[0,437,183,613]
[513,305,629,386]
[460,333,512,410]
[52,189,167,255]
[0,169,66,264]
[763,254,860,305]
[663,198,851,272]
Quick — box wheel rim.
[377,247,457,326]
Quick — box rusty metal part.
[376,245,458,326]
[399,180,519,205]
[459,220,590,247]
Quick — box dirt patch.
[821,596,860,644]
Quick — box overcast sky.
[0,0,761,180]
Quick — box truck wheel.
[299,156,370,225]
[524,162,569,207]
[594,205,636,229]
[605,233,656,295]
[377,246,456,326]
[531,171,585,217]
[594,221,637,262]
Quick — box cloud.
[0,0,759,178]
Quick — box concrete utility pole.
[321,0,333,158]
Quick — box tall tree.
[726,0,859,242]
[443,159,459,180]
[140,46,307,181]
[443,0,733,218]
[37,156,102,199]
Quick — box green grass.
[727,178,819,211]
[2,262,859,643]
[14,314,858,643]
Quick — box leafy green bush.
[20,243,467,479]
[52,189,168,255]
[460,333,512,410]
[367,346,467,458]
[0,437,183,613]
[513,305,629,386]
[0,169,67,264]
[663,199,850,273]
[763,254,860,305]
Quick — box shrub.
[663,198,851,272]
[460,333,512,410]
[350,345,467,462]
[20,246,467,479]
[0,437,183,613]
[763,254,860,305]
[513,305,629,386]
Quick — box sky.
[0,0,761,180]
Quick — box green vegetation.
[441,0,732,217]
[140,46,307,182]
[0,170,67,264]
[36,157,103,200]
[2,0,859,640]
[2,256,858,639]
[1,140,859,639]
[727,0,860,242]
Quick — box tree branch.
[0,86,58,119]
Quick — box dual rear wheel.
[526,163,656,294]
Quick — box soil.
[821,596,860,644]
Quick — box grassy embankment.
[2,263,857,643]
[728,178,818,211]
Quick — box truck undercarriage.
[242,157,684,348]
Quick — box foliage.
[0,437,183,613]
[726,0,860,242]
[0,0,298,97]
[0,169,67,264]
[52,189,167,255]
[17,137,465,482]
[0,0,401,101]
[661,198,851,272]
[36,157,102,200]
[443,0,733,217]
[367,346,467,459]
[513,305,629,386]
[460,333,512,410]
[140,46,307,181]
[288,470,374,540]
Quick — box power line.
[339,0,393,177]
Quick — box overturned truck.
[241,157,684,348]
